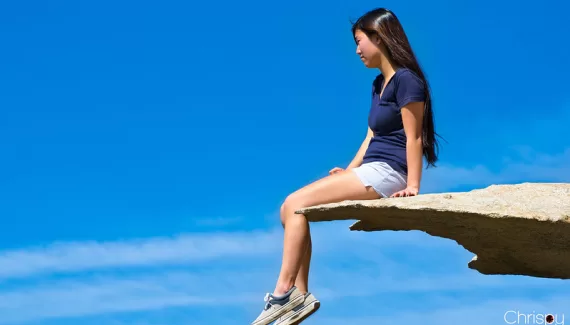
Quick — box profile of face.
[354,29,382,68]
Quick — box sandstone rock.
[296,183,570,279]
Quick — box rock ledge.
[297,183,570,279]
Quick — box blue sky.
[1,0,569,324]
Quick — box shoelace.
[263,293,274,310]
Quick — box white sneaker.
[275,292,320,325]
[250,286,306,325]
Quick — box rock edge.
[297,183,570,279]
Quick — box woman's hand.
[390,186,419,198]
[329,167,345,175]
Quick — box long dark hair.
[351,8,442,167]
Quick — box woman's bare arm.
[346,127,374,170]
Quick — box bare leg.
[273,206,310,295]
[273,170,380,296]
[295,234,312,293]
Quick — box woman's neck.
[378,59,399,79]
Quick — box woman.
[251,7,440,325]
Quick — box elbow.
[407,134,422,144]
[406,135,423,152]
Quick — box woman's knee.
[280,201,287,225]
[280,192,307,225]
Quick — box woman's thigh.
[283,169,380,213]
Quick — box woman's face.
[354,29,382,68]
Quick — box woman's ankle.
[273,280,295,297]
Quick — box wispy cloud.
[1,267,566,324]
[317,295,570,325]
[421,147,570,193]
[0,220,454,282]
[0,229,281,280]
[0,272,219,324]
[3,263,568,325]
[1,220,569,324]
[2,148,569,324]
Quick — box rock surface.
[297,183,570,279]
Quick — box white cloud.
[1,221,568,324]
[1,147,569,324]
[421,147,570,193]
[0,273,219,324]
[0,229,281,280]
[317,295,570,325]
[1,265,567,325]
[0,220,458,282]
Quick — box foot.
[275,292,320,325]
[250,286,306,325]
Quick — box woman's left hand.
[390,186,419,198]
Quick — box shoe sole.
[278,300,320,325]
[251,294,306,325]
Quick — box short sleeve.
[395,69,426,108]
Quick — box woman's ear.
[373,34,383,47]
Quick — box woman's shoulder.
[392,67,427,105]
[395,67,423,84]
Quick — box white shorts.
[351,161,407,198]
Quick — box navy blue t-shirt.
[361,68,426,176]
